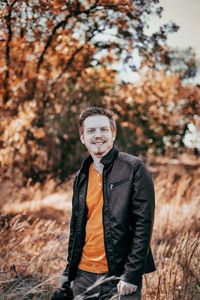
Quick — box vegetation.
[0,1,199,299]
[1,0,199,182]
[0,157,200,299]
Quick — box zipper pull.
[109,184,114,190]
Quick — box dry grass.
[0,159,200,299]
[143,160,200,300]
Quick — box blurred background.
[0,1,199,299]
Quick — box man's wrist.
[120,273,142,286]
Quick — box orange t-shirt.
[78,163,108,273]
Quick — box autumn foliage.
[0,157,200,299]
[2,0,198,182]
[0,1,200,299]
[111,71,200,155]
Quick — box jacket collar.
[80,145,119,176]
[100,144,119,166]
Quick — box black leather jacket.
[63,146,156,286]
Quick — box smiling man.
[52,107,156,300]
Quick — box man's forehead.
[83,115,110,127]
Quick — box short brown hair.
[78,107,116,134]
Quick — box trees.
[156,47,198,79]
[0,0,198,181]
[109,71,200,155]
[0,0,178,102]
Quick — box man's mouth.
[92,140,106,145]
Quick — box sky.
[150,0,200,149]
[120,1,200,149]
[118,0,200,83]
[151,0,200,59]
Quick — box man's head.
[78,107,116,160]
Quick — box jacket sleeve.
[120,160,155,286]
[62,175,78,278]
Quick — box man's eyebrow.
[87,126,109,129]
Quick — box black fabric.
[51,281,74,300]
[72,269,142,300]
[63,146,156,286]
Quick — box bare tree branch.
[36,0,99,73]
[50,25,102,86]
[3,0,18,103]
[36,19,67,73]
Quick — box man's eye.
[101,128,108,132]
[87,129,94,133]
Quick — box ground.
[0,155,200,300]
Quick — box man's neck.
[91,145,114,173]
[93,158,104,174]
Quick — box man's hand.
[117,280,137,296]
[51,275,73,300]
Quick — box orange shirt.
[79,163,108,273]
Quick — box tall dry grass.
[0,159,200,299]
[143,160,200,300]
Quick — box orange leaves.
[0,0,199,182]
[109,70,200,153]
[99,0,132,7]
[71,44,94,71]
[0,101,37,166]
[80,66,116,92]
[49,0,67,13]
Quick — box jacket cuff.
[62,264,69,278]
[120,273,142,286]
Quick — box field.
[0,155,200,300]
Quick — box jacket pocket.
[109,177,130,190]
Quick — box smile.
[92,141,106,145]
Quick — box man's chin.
[88,143,113,158]
[93,150,105,157]
[93,147,112,157]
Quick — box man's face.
[80,115,116,160]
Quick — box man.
[52,107,156,300]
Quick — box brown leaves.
[110,71,200,152]
[0,0,198,182]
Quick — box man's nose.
[94,129,103,138]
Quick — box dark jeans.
[72,269,142,300]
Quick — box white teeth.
[93,141,105,144]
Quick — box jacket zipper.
[109,177,130,190]
[102,166,113,274]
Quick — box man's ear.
[80,134,85,144]
[112,129,116,141]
